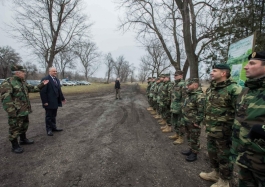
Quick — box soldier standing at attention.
[152,78,161,119]
[231,51,265,187]
[180,78,204,162]
[156,75,165,123]
[146,77,153,111]
[199,64,242,187]
[0,65,49,153]
[160,74,174,133]
[168,70,186,144]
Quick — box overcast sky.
[0,0,145,78]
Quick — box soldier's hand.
[42,80,49,85]
[44,103,48,106]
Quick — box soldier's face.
[16,71,26,79]
[187,83,198,91]
[164,77,169,81]
[49,68,57,77]
[210,69,225,82]
[174,75,182,80]
[244,60,265,79]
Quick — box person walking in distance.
[40,67,66,136]
[115,78,121,99]
[0,65,49,153]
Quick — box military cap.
[159,74,165,78]
[164,73,170,77]
[248,51,265,60]
[174,70,183,76]
[212,64,230,70]
[187,78,200,85]
[147,77,152,79]
[11,65,26,71]
[152,77,156,79]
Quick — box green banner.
[227,35,255,86]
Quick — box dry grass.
[29,83,115,99]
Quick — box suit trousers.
[45,109,58,132]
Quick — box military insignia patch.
[252,52,256,58]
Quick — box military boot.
[186,152,197,162]
[11,139,24,154]
[181,149,192,155]
[150,110,156,115]
[199,169,219,182]
[162,125,172,133]
[168,133,179,140]
[159,119,166,125]
[20,133,34,145]
[154,114,160,119]
[173,136,184,144]
[210,178,230,187]
[147,107,153,111]
[160,125,168,130]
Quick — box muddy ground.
[0,83,216,187]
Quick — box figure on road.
[115,78,121,99]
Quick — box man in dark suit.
[40,67,66,136]
[115,78,121,99]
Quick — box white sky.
[0,0,145,78]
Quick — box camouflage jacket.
[146,81,151,96]
[204,79,242,138]
[170,79,186,114]
[0,76,45,117]
[182,88,205,124]
[160,81,173,105]
[156,82,164,103]
[149,82,156,98]
[231,77,265,173]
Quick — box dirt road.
[0,84,212,187]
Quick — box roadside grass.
[138,83,147,94]
[29,83,114,99]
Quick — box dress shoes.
[52,128,63,132]
[47,131,53,136]
[186,152,197,162]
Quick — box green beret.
[147,77,152,79]
[212,64,230,70]
[159,74,165,78]
[152,77,156,79]
[187,78,200,85]
[174,70,183,76]
[164,73,170,77]
[11,65,26,71]
[248,51,265,60]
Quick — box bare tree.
[74,41,101,81]
[113,55,131,82]
[23,61,38,80]
[10,0,92,73]
[54,49,76,79]
[0,46,22,78]
[138,62,150,84]
[104,53,114,83]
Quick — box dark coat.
[40,75,65,109]
[114,80,120,89]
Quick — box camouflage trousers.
[207,136,233,180]
[238,166,265,187]
[161,103,171,125]
[185,122,201,153]
[8,115,29,141]
[152,99,158,111]
[172,113,185,137]
[148,96,152,107]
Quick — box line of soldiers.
[145,51,265,187]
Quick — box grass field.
[29,83,115,99]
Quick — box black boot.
[181,149,192,156]
[11,139,24,153]
[19,133,34,145]
[186,152,197,162]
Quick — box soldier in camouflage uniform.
[156,75,165,122]
[0,65,49,153]
[152,78,161,119]
[160,74,174,133]
[168,70,186,144]
[146,77,153,111]
[199,64,242,187]
[231,51,265,187]
[180,78,204,162]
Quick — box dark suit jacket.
[40,75,65,109]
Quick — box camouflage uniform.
[160,78,173,124]
[1,75,45,141]
[204,78,242,180]
[231,53,265,186]
[182,83,204,154]
[146,78,152,106]
[149,80,157,111]
[157,80,165,116]
[171,79,186,136]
